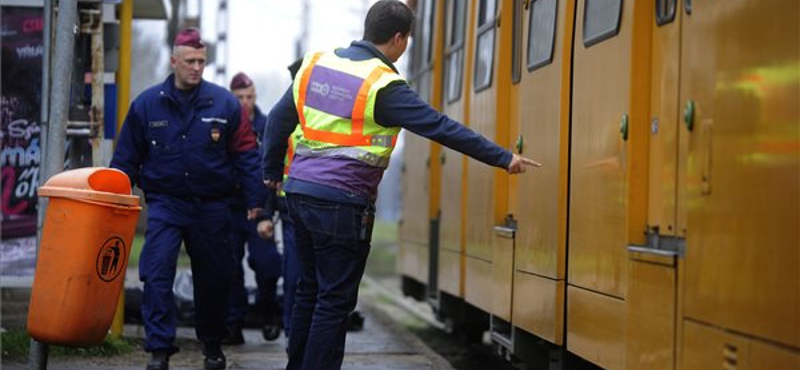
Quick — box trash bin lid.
[38,167,140,206]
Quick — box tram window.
[445,0,467,102]
[410,17,423,76]
[511,0,522,84]
[422,0,436,65]
[527,0,558,71]
[451,0,466,46]
[583,0,622,47]
[474,0,497,92]
[479,0,496,27]
[655,0,676,26]
[409,0,435,77]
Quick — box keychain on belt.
[359,204,376,243]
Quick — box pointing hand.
[507,154,542,174]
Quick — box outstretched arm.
[375,83,541,173]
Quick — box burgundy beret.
[230,72,253,90]
[173,27,205,49]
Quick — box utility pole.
[295,0,309,60]
[215,0,228,83]
[82,4,105,167]
[30,0,79,368]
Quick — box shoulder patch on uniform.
[201,117,228,124]
[149,120,169,128]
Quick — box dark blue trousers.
[139,194,236,353]
[285,193,371,370]
[281,216,299,338]
[227,207,282,325]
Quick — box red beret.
[230,72,253,90]
[173,27,205,49]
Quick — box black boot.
[347,310,365,332]
[203,344,227,370]
[221,323,244,346]
[261,322,281,341]
[145,350,170,370]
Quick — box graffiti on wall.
[1,6,43,276]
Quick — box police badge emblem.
[211,127,221,142]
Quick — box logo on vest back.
[310,81,330,97]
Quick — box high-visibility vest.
[292,51,404,168]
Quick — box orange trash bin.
[27,167,141,346]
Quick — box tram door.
[463,0,502,314]
[625,1,683,370]
[568,0,643,368]
[438,0,472,302]
[504,0,573,346]
[680,0,800,367]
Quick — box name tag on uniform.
[149,120,169,128]
[201,117,228,124]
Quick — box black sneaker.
[221,324,244,346]
[145,351,170,370]
[261,323,281,341]
[203,345,226,370]
[347,310,365,332]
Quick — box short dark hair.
[363,0,415,44]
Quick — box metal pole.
[109,0,133,338]
[29,0,79,367]
[37,0,53,246]
[31,1,54,368]
[43,0,77,181]
[40,0,52,129]
[86,5,104,167]
[27,338,49,370]
[116,0,132,135]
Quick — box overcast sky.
[200,0,381,108]
[133,0,413,111]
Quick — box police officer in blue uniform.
[261,2,541,369]
[225,72,282,344]
[111,28,264,370]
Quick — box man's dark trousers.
[284,193,371,370]
[281,216,299,339]
[227,207,282,326]
[139,194,236,353]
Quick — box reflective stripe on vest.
[293,142,390,168]
[292,51,403,167]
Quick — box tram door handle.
[494,226,515,239]
[494,215,517,239]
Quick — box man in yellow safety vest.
[261,1,541,369]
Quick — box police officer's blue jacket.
[252,105,268,144]
[111,74,264,208]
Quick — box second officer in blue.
[224,72,283,344]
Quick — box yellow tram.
[398,0,799,369]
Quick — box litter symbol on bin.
[96,237,126,282]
